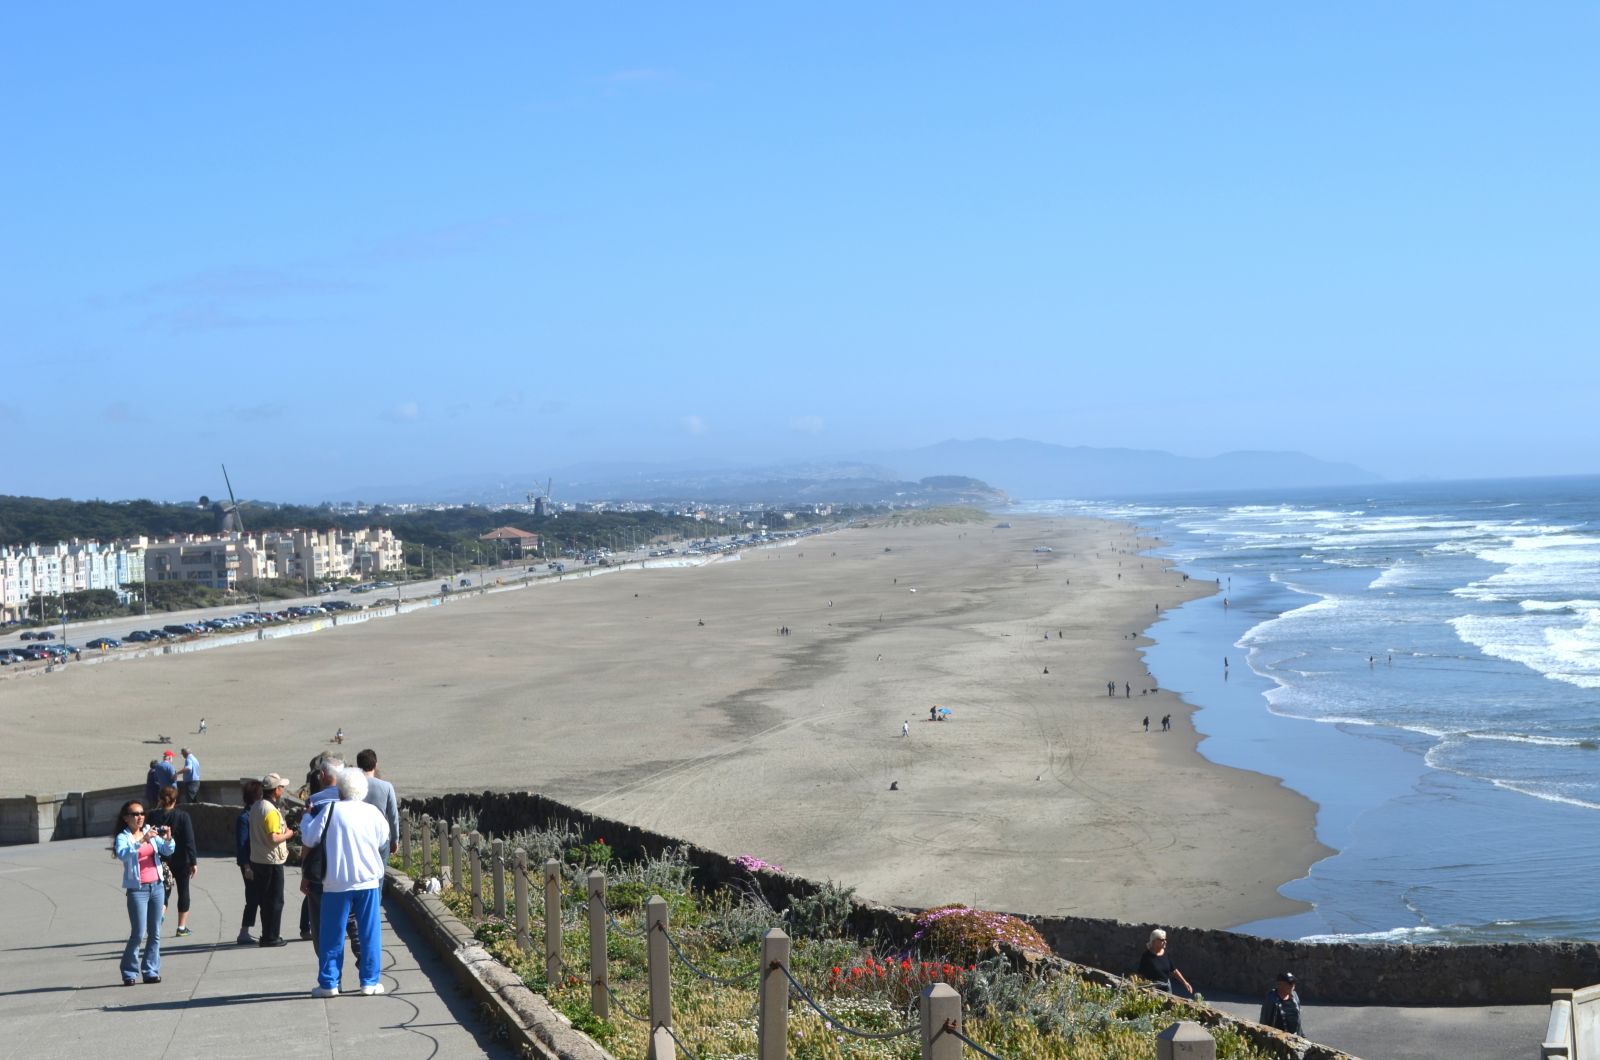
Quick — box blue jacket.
[115,828,175,890]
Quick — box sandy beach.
[1,515,1326,929]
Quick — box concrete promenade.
[0,838,514,1060]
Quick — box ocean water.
[1026,476,1600,943]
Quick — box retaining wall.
[402,789,1600,1007]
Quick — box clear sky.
[4,4,1595,501]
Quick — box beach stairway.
[1543,984,1600,1058]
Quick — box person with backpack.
[298,755,343,949]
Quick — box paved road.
[1206,990,1547,1060]
[0,838,515,1060]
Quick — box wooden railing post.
[543,858,562,985]
[651,1027,676,1059]
[514,849,530,952]
[588,870,607,1018]
[492,839,506,917]
[419,814,432,875]
[436,819,450,884]
[450,824,463,890]
[469,831,484,917]
[400,815,413,870]
[646,895,671,1057]
[758,927,791,1060]
[919,982,960,1060]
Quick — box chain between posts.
[606,985,653,1023]
[944,1021,1008,1060]
[660,924,761,986]
[660,1022,702,1060]
[778,965,919,1040]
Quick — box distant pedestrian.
[1142,716,1149,732]
[1125,682,1131,698]
[198,717,207,735]
[1260,972,1302,1035]
[901,721,910,738]
[334,727,344,745]
[1107,680,1116,697]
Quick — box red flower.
[831,967,841,977]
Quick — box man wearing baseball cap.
[1260,971,1302,1035]
[247,772,296,947]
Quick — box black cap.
[1277,971,1296,983]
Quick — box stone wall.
[403,789,1600,1006]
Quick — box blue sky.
[4,4,1595,501]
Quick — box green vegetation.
[400,820,1270,1060]
[878,505,991,526]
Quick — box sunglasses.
[127,810,145,816]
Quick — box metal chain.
[605,985,652,1023]
[779,965,919,1041]
[600,903,649,938]
[945,1023,1007,1060]
[661,1022,702,1060]
[661,925,761,987]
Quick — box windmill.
[220,464,262,610]
[533,477,555,519]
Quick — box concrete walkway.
[1206,990,1547,1060]
[0,838,516,1060]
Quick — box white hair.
[1148,928,1168,949]
[317,755,345,780]
[336,766,369,802]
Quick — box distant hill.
[876,438,1381,499]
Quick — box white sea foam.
[1450,612,1600,689]
[1488,779,1600,811]
[1297,926,1444,944]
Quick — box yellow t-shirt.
[248,800,289,865]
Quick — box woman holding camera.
[113,800,175,985]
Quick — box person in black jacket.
[147,786,198,936]
[235,778,262,944]
[1260,971,1303,1035]
[1135,928,1194,996]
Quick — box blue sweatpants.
[317,886,381,990]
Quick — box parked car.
[86,637,121,650]
[163,624,192,636]
[19,630,37,641]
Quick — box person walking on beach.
[1136,929,1194,997]
[1125,682,1131,698]
[198,717,207,735]
[1260,972,1303,1035]
[1107,680,1116,697]
[901,720,910,738]
[1142,716,1149,732]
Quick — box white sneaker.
[359,983,385,996]
[311,986,339,998]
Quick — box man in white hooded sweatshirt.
[301,766,390,997]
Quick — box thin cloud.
[682,414,708,436]
[790,415,825,434]
[133,266,363,303]
[228,403,286,423]
[383,401,423,422]
[140,304,305,335]
[352,216,519,267]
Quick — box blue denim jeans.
[122,881,165,981]
[316,887,381,990]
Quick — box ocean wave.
[1488,779,1600,811]
[1297,925,1444,944]
[1450,613,1600,689]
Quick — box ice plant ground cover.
[400,819,1274,1059]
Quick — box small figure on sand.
[901,720,910,738]
[1107,680,1116,697]
[1162,714,1171,731]
[698,619,705,626]
[1125,682,1131,698]
[198,717,207,735]
[334,727,344,745]
[1143,716,1150,732]
[930,706,938,722]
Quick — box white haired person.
[300,766,391,998]
[1136,928,1194,997]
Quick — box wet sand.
[0,515,1326,928]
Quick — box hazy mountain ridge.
[327,439,1377,506]
[875,438,1381,499]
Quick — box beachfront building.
[340,526,404,575]
[478,526,540,560]
[0,539,155,621]
[143,538,254,591]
